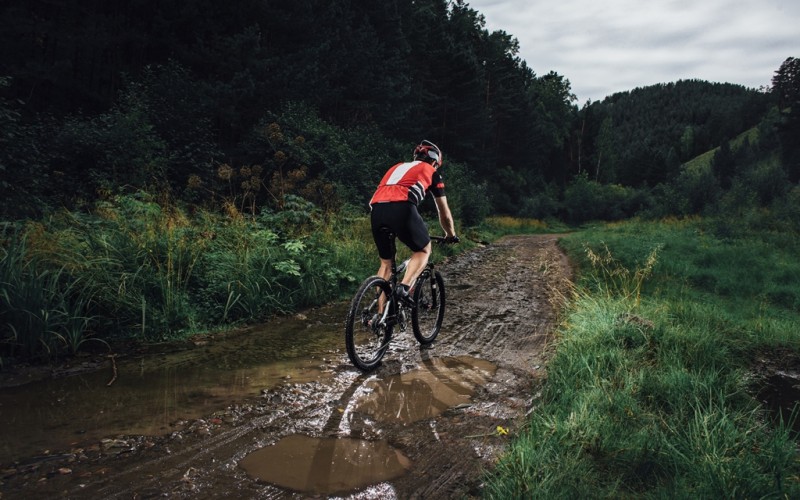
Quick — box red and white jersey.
[369,161,445,206]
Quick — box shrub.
[563,172,650,223]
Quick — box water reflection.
[352,356,497,424]
[239,435,410,496]
[0,304,346,464]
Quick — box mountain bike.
[345,232,454,371]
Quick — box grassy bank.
[486,218,800,498]
[1,193,382,363]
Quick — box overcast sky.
[467,0,799,103]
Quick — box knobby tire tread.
[345,276,393,371]
[412,270,445,344]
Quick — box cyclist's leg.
[370,206,397,315]
[373,257,392,317]
[401,243,431,288]
[370,205,396,266]
[397,205,432,287]
[376,258,391,281]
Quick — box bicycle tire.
[411,269,445,344]
[345,276,393,371]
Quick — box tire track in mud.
[2,234,572,499]
[443,235,569,368]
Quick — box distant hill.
[578,80,773,187]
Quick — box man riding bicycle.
[369,140,458,306]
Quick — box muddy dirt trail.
[0,234,573,499]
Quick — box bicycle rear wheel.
[412,269,445,344]
[345,276,393,371]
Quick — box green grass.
[468,215,570,243]
[0,194,382,362]
[485,218,800,498]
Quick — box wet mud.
[754,349,800,434]
[0,234,573,499]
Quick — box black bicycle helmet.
[413,140,443,168]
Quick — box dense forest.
[2,0,795,223]
[1,0,799,359]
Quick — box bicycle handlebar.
[431,235,460,244]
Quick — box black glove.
[445,235,460,244]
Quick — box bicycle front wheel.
[345,276,393,371]
[412,269,445,344]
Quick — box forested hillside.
[578,81,770,186]
[2,0,794,223]
[0,0,574,220]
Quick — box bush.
[654,163,721,216]
[518,182,561,219]
[563,172,650,223]
[772,185,800,232]
[52,104,168,199]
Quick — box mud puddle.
[239,356,496,496]
[0,304,347,464]
[240,435,410,496]
[350,356,496,425]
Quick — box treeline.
[561,58,800,226]
[579,80,770,186]
[0,0,572,221]
[0,0,797,225]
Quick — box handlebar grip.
[430,235,459,244]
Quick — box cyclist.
[369,140,458,306]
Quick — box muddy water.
[0,299,499,498]
[0,304,347,464]
[240,435,411,495]
[239,356,496,496]
[351,356,497,424]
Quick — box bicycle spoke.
[345,277,393,371]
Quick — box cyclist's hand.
[445,235,460,244]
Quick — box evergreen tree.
[772,57,800,182]
[711,141,735,189]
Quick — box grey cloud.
[468,0,798,101]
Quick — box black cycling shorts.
[370,202,430,259]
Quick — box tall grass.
[0,229,97,361]
[486,218,800,498]
[1,193,376,362]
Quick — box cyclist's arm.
[434,195,457,239]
